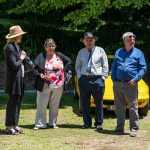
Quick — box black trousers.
[78,75,105,126]
[5,94,22,126]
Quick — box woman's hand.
[40,73,46,79]
[20,50,27,60]
[45,73,56,81]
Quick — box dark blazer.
[4,42,33,95]
[4,42,24,95]
[34,52,71,91]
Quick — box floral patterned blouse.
[44,53,64,88]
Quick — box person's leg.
[35,88,51,128]
[13,94,24,133]
[123,83,139,131]
[14,95,22,126]
[79,76,92,127]
[5,94,21,134]
[49,86,63,127]
[113,82,126,132]
[92,85,104,127]
[5,94,21,126]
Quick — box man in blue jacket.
[111,32,147,137]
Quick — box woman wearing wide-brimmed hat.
[4,25,34,135]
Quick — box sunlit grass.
[0,93,150,150]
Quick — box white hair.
[44,38,56,47]
[122,32,135,40]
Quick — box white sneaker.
[130,129,138,137]
[53,125,59,129]
[50,125,59,129]
[33,126,39,130]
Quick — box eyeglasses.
[46,45,56,48]
[128,35,136,39]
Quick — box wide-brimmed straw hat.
[6,25,27,39]
[80,32,98,42]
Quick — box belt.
[117,79,130,82]
[83,75,102,78]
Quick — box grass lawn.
[0,93,150,150]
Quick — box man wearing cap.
[4,25,33,135]
[111,32,147,137]
[75,32,108,130]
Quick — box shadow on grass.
[0,127,131,136]
[20,124,35,129]
[19,123,96,130]
[95,129,130,135]
[55,124,82,129]
[0,129,7,135]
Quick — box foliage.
[0,18,83,62]
[0,0,150,68]
[112,0,150,9]
[2,0,150,26]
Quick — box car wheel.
[139,101,149,116]
[73,88,79,100]
[79,98,83,114]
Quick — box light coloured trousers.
[113,82,139,131]
[35,86,63,128]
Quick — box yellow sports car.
[74,55,149,116]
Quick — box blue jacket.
[111,47,147,82]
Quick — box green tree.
[3,0,150,27]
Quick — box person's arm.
[5,44,24,70]
[132,51,147,82]
[56,52,71,71]
[33,54,42,76]
[33,53,47,80]
[101,49,109,80]
[111,53,118,82]
[75,51,82,79]
[24,56,35,70]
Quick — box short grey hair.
[122,32,135,40]
[44,38,56,47]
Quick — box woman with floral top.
[33,38,71,129]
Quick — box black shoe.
[82,124,91,129]
[14,128,24,134]
[114,129,124,135]
[49,125,59,129]
[5,129,20,135]
[96,125,103,131]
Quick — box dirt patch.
[68,130,150,150]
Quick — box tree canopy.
[0,0,150,63]
[2,0,150,27]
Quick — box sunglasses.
[128,35,136,39]
[46,45,56,48]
